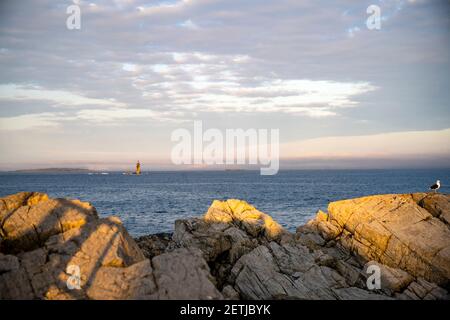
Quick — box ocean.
[0,169,448,237]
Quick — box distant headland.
[12,168,92,173]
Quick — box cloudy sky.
[0,0,449,170]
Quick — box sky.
[0,0,449,170]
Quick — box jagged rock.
[294,264,349,299]
[222,285,240,300]
[268,241,315,274]
[231,245,307,299]
[232,242,385,300]
[1,192,449,300]
[332,287,394,300]
[0,192,49,217]
[325,193,450,286]
[150,248,222,300]
[300,210,342,242]
[82,259,155,300]
[364,261,414,293]
[0,253,19,272]
[397,278,449,300]
[204,199,286,242]
[168,195,449,300]
[0,193,223,300]
[0,266,35,299]
[1,195,98,254]
[223,227,258,264]
[172,218,232,261]
[295,232,326,250]
[414,193,450,226]
[335,259,365,287]
[135,233,173,259]
[230,243,383,300]
[2,216,147,299]
[313,250,336,268]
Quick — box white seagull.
[430,180,440,193]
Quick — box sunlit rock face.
[172,195,449,300]
[203,199,287,242]
[322,193,450,286]
[1,192,449,300]
[0,192,221,300]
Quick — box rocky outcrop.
[0,192,221,300]
[1,192,449,300]
[203,199,289,243]
[308,193,450,286]
[167,199,390,300]
[166,195,449,300]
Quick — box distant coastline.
[12,168,92,173]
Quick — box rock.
[0,267,35,299]
[268,241,315,274]
[135,232,173,259]
[333,287,393,300]
[229,242,383,300]
[294,265,348,299]
[313,250,336,268]
[316,221,342,241]
[222,285,240,300]
[326,193,450,286]
[1,196,98,254]
[414,193,450,226]
[2,192,449,300]
[172,218,232,262]
[223,227,258,264]
[0,253,19,273]
[231,245,306,300]
[150,248,222,300]
[335,260,365,287]
[295,232,326,250]
[0,193,223,300]
[11,216,147,299]
[364,261,414,293]
[85,259,156,300]
[316,210,329,222]
[0,192,49,218]
[297,211,342,241]
[399,278,449,300]
[204,199,286,242]
[302,211,343,242]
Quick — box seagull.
[430,180,441,193]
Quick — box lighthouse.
[136,161,141,175]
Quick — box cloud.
[281,128,450,158]
[178,19,199,30]
[0,107,189,130]
[0,84,126,107]
[347,26,361,38]
[75,107,183,123]
[0,112,65,130]
[0,48,377,124]
[122,63,137,72]
[127,51,377,116]
[135,0,193,15]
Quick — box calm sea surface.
[0,169,448,237]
